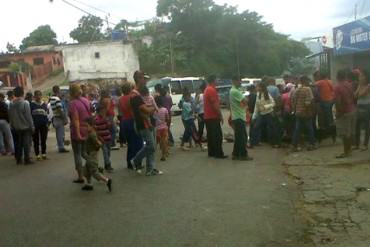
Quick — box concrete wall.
[62,41,139,82]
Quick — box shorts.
[156,128,168,144]
[336,111,356,138]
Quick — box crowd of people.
[0,68,368,192]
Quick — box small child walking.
[154,96,170,161]
[82,117,112,192]
[180,91,206,151]
[95,106,114,172]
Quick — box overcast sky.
[0,0,368,51]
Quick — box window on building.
[0,61,11,68]
[95,52,100,59]
[33,57,44,65]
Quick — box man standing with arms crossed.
[130,71,163,176]
[204,75,227,159]
[229,76,253,161]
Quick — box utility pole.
[355,3,358,20]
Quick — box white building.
[61,41,139,82]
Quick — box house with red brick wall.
[0,45,63,89]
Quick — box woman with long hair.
[250,82,278,146]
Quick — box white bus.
[147,77,205,113]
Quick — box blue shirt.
[267,85,281,100]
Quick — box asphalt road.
[0,115,310,247]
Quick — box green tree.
[137,0,310,77]
[6,42,19,53]
[20,25,57,50]
[70,15,105,43]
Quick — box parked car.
[241,78,261,87]
[147,77,206,113]
[216,85,232,107]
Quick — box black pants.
[205,119,224,158]
[15,129,32,163]
[198,113,205,140]
[33,125,48,156]
[232,119,248,158]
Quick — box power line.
[52,0,117,26]
[69,0,110,16]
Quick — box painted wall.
[61,41,140,82]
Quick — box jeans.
[101,143,111,168]
[53,117,65,151]
[118,120,127,145]
[251,113,279,146]
[121,119,143,169]
[14,129,32,163]
[232,119,248,158]
[355,105,370,147]
[109,117,117,147]
[33,125,48,156]
[132,128,155,172]
[182,118,200,144]
[292,116,316,146]
[320,101,334,129]
[0,120,14,153]
[198,113,205,140]
[205,119,224,158]
[71,140,87,173]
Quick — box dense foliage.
[20,25,58,50]
[135,0,310,77]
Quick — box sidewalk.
[283,143,370,246]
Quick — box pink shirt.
[69,97,92,141]
[154,107,169,130]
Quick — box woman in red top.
[118,83,143,169]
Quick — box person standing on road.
[30,90,49,160]
[130,71,163,176]
[229,76,253,161]
[69,84,92,183]
[251,82,277,147]
[162,86,175,146]
[334,69,356,159]
[154,96,170,161]
[314,70,335,132]
[291,76,316,152]
[353,69,370,151]
[9,86,34,165]
[50,86,69,153]
[204,75,227,159]
[119,83,143,170]
[0,93,14,155]
[195,83,206,142]
[95,104,114,173]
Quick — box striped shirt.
[154,107,169,130]
[49,95,63,117]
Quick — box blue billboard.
[334,16,370,56]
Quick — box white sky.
[0,0,368,51]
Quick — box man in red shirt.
[334,69,356,159]
[204,75,227,159]
[314,70,334,130]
